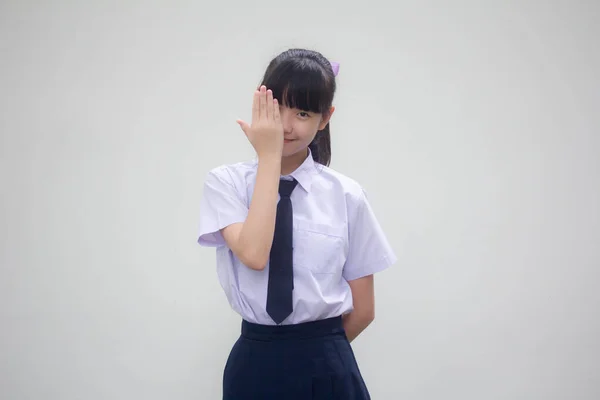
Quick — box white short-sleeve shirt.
[197,149,397,325]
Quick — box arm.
[341,187,396,341]
[342,274,375,342]
[217,86,284,271]
[220,156,281,271]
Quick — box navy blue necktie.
[266,178,298,324]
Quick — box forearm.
[238,155,281,268]
[342,310,374,343]
[342,274,376,342]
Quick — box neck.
[281,148,309,176]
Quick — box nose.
[279,107,293,134]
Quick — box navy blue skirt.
[222,316,371,399]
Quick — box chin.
[282,142,308,158]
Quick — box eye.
[298,111,310,118]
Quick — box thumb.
[236,119,250,136]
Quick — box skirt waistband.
[241,316,345,341]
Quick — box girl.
[197,48,396,399]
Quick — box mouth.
[284,139,295,143]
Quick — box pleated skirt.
[222,315,371,399]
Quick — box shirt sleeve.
[196,168,248,247]
[342,188,397,281]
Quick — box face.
[279,105,335,158]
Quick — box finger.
[252,90,259,123]
[236,119,250,136]
[273,98,281,123]
[259,85,267,119]
[266,89,273,120]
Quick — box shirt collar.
[283,148,316,193]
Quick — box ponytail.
[308,123,332,167]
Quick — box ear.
[318,106,336,130]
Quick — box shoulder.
[204,159,257,188]
[314,164,368,206]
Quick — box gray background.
[1,1,599,399]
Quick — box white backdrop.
[1,1,599,399]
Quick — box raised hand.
[236,85,284,158]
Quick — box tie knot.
[279,179,298,198]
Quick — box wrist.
[257,152,282,166]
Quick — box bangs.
[261,60,334,114]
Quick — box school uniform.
[197,148,397,399]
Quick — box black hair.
[259,48,337,166]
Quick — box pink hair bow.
[330,61,340,76]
